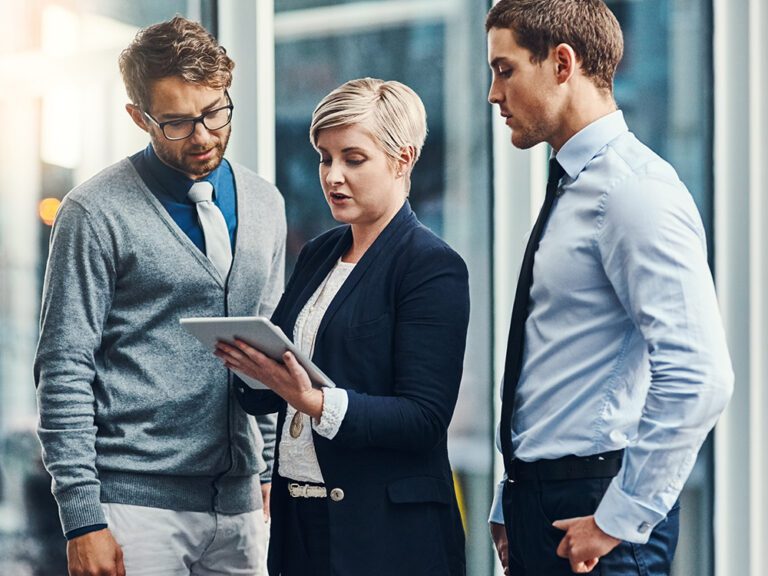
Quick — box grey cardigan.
[34,158,285,535]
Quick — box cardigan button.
[329,488,345,502]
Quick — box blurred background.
[0,1,764,575]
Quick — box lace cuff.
[312,388,348,439]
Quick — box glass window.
[610,0,714,255]
[277,0,394,12]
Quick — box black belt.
[508,450,624,483]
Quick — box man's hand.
[552,515,620,573]
[67,528,125,576]
[490,521,510,575]
[261,482,272,522]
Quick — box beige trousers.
[101,503,268,576]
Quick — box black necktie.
[500,158,565,474]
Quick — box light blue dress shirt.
[490,111,733,543]
[130,144,237,251]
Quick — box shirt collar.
[142,144,223,203]
[555,110,628,181]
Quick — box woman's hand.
[215,339,324,419]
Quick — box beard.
[151,127,231,178]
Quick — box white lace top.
[277,259,354,483]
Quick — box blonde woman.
[216,78,469,575]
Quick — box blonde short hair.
[309,78,427,165]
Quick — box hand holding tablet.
[180,316,334,389]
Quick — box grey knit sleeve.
[257,200,286,320]
[34,198,115,535]
[255,412,277,483]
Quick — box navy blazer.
[237,201,470,575]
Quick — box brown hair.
[486,0,623,90]
[119,15,234,111]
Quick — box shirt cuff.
[312,388,348,439]
[488,478,506,525]
[65,523,108,540]
[57,484,107,536]
[593,478,668,544]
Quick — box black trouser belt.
[508,449,624,483]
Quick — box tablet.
[180,316,334,389]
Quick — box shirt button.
[330,488,345,502]
[638,521,651,534]
[609,429,627,443]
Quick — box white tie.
[188,181,232,281]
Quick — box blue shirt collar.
[142,144,223,203]
[555,110,628,181]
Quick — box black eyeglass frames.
[142,92,234,141]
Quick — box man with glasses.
[34,16,284,576]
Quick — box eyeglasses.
[143,93,234,141]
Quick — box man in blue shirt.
[35,16,285,576]
[485,1,733,574]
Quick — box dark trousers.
[502,477,680,575]
[280,494,331,576]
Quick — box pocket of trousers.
[537,477,611,527]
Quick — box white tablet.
[180,316,334,389]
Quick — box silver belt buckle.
[288,482,327,498]
[288,482,306,497]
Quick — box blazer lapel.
[314,201,415,343]
[282,228,352,338]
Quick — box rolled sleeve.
[312,387,348,439]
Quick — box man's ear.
[553,43,577,85]
[126,104,149,133]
